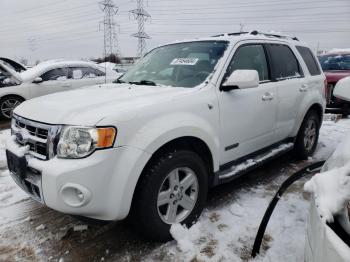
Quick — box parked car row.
[0,59,121,119]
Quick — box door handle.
[262,92,274,101]
[300,83,309,92]
[61,83,71,87]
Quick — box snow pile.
[0,130,28,210]
[304,163,350,222]
[305,127,350,222]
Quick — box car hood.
[325,70,350,83]
[14,83,195,126]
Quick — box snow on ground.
[0,118,350,261]
[0,129,28,214]
[146,118,350,262]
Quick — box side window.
[93,68,105,77]
[266,44,302,80]
[82,67,106,78]
[70,67,84,79]
[226,44,269,82]
[296,46,321,76]
[41,68,68,81]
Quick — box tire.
[0,96,24,120]
[342,103,349,118]
[129,149,208,241]
[294,110,320,160]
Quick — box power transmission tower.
[130,0,151,57]
[99,0,120,59]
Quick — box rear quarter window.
[296,46,321,76]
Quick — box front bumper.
[7,143,151,221]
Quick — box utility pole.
[130,0,151,58]
[99,0,119,59]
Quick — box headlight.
[57,126,116,159]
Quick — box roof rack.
[212,30,299,41]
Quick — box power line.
[130,0,151,57]
[99,0,120,58]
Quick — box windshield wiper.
[128,80,157,86]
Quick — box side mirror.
[33,77,43,84]
[221,70,259,91]
[333,76,350,102]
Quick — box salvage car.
[6,31,326,241]
[305,76,350,262]
[318,49,350,116]
[0,60,119,119]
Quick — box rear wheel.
[0,96,24,120]
[130,149,208,241]
[294,110,320,160]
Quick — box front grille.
[12,115,59,160]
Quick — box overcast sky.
[1,0,349,63]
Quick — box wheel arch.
[0,94,26,119]
[293,102,324,137]
[0,94,26,102]
[141,136,214,183]
[128,136,215,214]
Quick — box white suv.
[6,31,326,241]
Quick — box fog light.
[60,184,91,207]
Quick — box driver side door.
[218,43,278,164]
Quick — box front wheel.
[294,110,320,160]
[0,96,24,120]
[130,150,208,241]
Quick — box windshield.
[318,54,350,71]
[119,41,228,88]
[0,64,20,87]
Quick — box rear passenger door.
[265,43,304,141]
[68,67,105,90]
[35,67,69,97]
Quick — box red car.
[318,50,350,116]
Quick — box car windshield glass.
[0,65,19,87]
[318,54,350,71]
[119,41,228,88]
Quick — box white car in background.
[305,76,350,262]
[0,60,119,119]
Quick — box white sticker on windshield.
[170,58,199,65]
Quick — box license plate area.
[6,150,27,178]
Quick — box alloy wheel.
[304,119,317,152]
[1,98,21,119]
[157,167,199,224]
